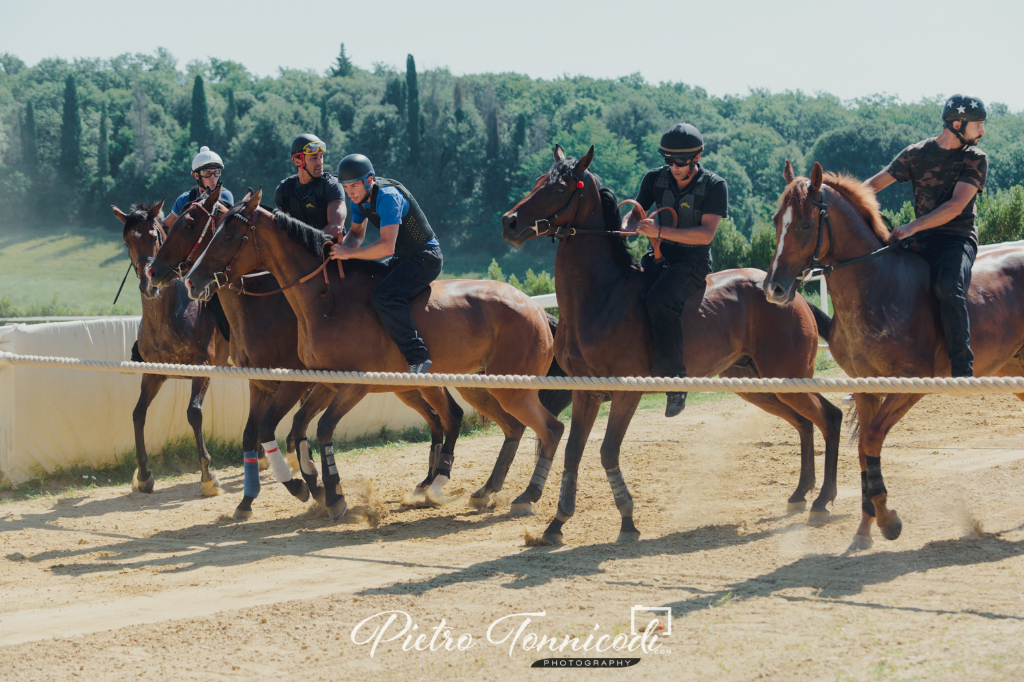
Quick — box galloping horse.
[146,187,464,518]
[765,161,1024,550]
[184,189,567,521]
[501,146,843,544]
[112,201,229,496]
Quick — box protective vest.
[358,178,436,258]
[653,166,713,230]
[279,173,339,230]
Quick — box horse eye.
[800,219,813,230]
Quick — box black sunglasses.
[663,156,695,168]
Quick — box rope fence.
[3,351,1023,395]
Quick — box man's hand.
[890,224,917,242]
[330,243,354,260]
[636,218,660,239]
[323,225,342,239]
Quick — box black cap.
[659,122,704,160]
[942,94,987,126]
[290,133,326,157]
[337,154,375,182]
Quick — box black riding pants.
[907,232,977,376]
[371,244,443,365]
[644,249,712,379]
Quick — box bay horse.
[501,145,843,544]
[765,160,1024,550]
[183,188,568,521]
[112,200,229,496]
[146,187,462,518]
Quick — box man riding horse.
[331,154,442,374]
[634,122,729,416]
[866,94,988,378]
[164,146,234,229]
[274,133,347,237]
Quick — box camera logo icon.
[631,605,671,636]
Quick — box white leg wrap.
[262,440,292,483]
[298,439,317,475]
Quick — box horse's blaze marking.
[770,205,793,280]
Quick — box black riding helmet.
[942,94,987,142]
[659,122,704,162]
[290,133,326,157]
[337,154,375,186]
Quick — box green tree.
[485,107,500,160]
[406,54,420,164]
[190,75,211,145]
[454,80,465,124]
[97,101,110,178]
[710,218,750,271]
[748,220,778,272]
[59,74,82,184]
[224,89,238,144]
[978,186,1024,245]
[331,43,353,78]
[21,101,39,177]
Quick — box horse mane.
[272,210,334,259]
[123,202,162,240]
[786,172,891,243]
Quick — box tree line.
[3,45,1024,278]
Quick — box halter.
[114,214,166,305]
[173,200,216,278]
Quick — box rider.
[164,146,234,229]
[867,94,988,377]
[274,133,347,237]
[634,122,728,417]
[331,153,442,374]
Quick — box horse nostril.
[145,266,155,280]
[185,279,194,292]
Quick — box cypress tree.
[190,75,211,145]
[319,101,331,149]
[59,74,82,184]
[331,43,353,78]
[485,107,500,160]
[454,81,465,124]
[97,101,110,178]
[512,112,527,150]
[406,54,420,164]
[21,101,39,175]
[224,88,238,143]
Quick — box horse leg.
[600,392,644,542]
[316,385,371,521]
[288,383,336,505]
[255,381,316,505]
[775,392,844,524]
[187,377,221,497]
[414,387,463,503]
[487,388,566,516]
[455,387,527,508]
[391,389,445,499]
[541,390,603,544]
[131,373,167,493]
[234,382,276,520]
[855,392,923,547]
[848,393,883,549]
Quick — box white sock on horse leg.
[261,440,292,482]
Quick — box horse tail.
[807,302,831,341]
[539,313,572,418]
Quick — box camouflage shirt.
[884,137,987,242]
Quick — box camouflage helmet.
[942,94,987,130]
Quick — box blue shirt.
[171,187,235,217]
[351,185,438,246]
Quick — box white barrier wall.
[0,318,469,485]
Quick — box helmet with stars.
[942,94,987,129]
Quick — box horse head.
[185,188,263,302]
[147,186,224,287]
[112,199,165,299]
[502,144,595,246]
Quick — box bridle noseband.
[531,166,589,238]
[173,200,217,278]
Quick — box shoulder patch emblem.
[305,202,315,209]
[679,201,690,209]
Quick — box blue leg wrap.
[243,450,261,498]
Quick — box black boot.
[665,392,687,417]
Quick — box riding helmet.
[942,94,987,128]
[659,122,704,160]
[191,146,224,172]
[290,133,326,157]
[337,154,375,183]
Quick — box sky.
[4,0,1023,111]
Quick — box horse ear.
[245,187,262,214]
[148,199,165,221]
[783,159,795,184]
[554,145,566,162]
[112,205,127,224]
[576,146,595,174]
[205,185,223,208]
[810,162,823,193]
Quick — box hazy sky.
[4,0,1022,111]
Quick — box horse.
[111,200,229,496]
[501,145,843,544]
[145,187,464,518]
[183,188,568,521]
[764,160,1024,550]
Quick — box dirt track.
[2,392,1023,681]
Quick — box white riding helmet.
[191,146,224,172]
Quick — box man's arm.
[332,223,398,260]
[866,171,896,194]
[164,212,179,229]
[323,199,347,238]
[891,182,979,241]
[342,220,367,248]
[638,214,722,246]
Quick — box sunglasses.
[664,157,695,168]
[198,169,222,178]
[301,141,327,155]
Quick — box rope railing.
[3,351,1024,395]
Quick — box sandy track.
[1,392,1023,680]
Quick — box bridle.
[114,216,166,305]
[172,200,217,278]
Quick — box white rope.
[2,351,1023,395]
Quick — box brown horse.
[765,160,1024,550]
[112,200,229,496]
[501,145,843,544]
[146,187,462,518]
[183,188,567,521]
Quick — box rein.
[174,201,217,278]
[797,186,905,282]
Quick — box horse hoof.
[201,475,222,497]
[468,492,490,509]
[879,512,902,541]
[616,530,641,543]
[232,507,253,521]
[807,510,830,526]
[542,532,564,545]
[847,534,874,551]
[131,470,155,494]
[283,478,310,503]
[787,500,807,513]
[510,501,534,516]
[426,475,450,505]
[257,456,269,472]
[311,486,326,508]
[327,498,348,522]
